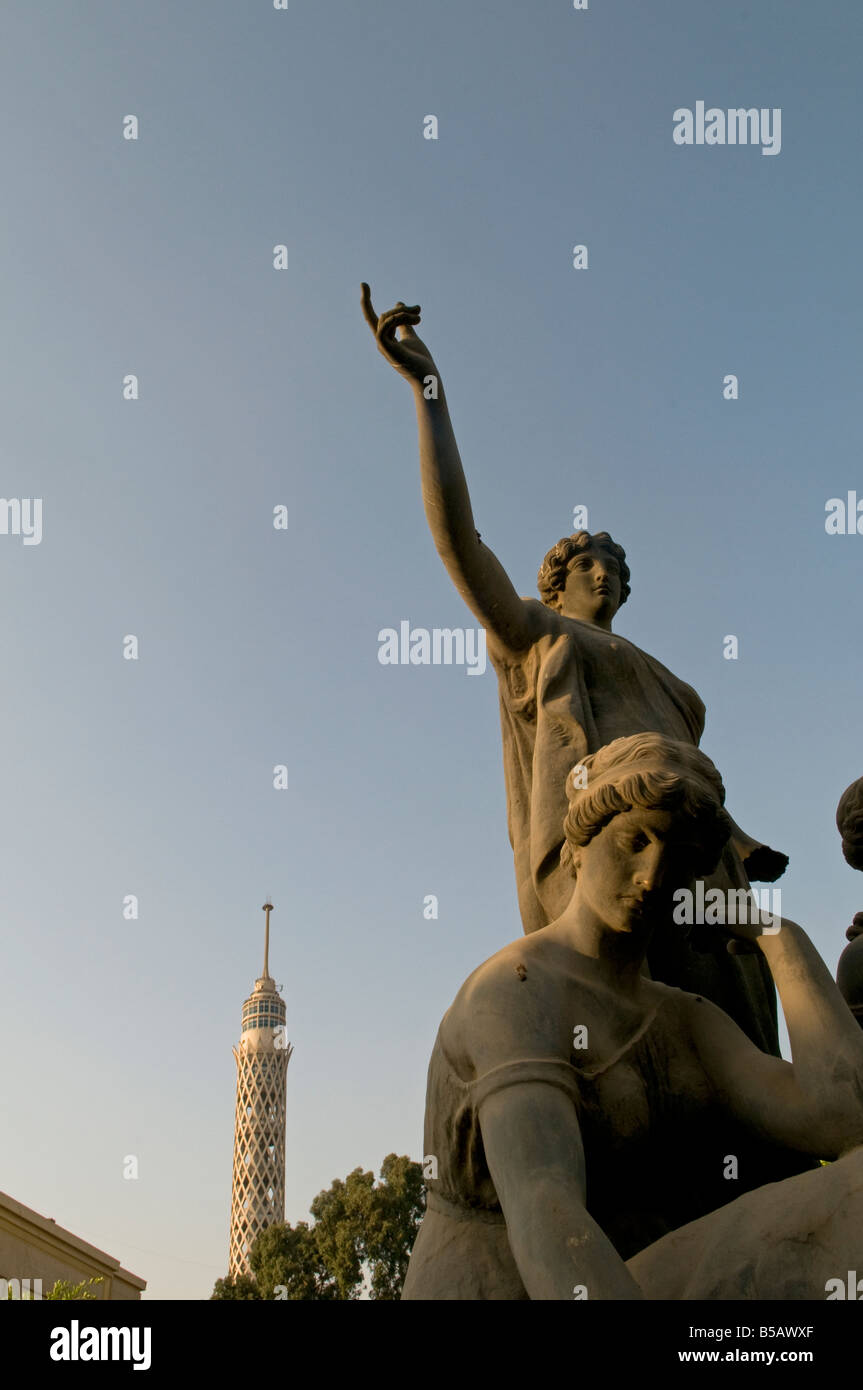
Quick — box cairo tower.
[228,902,293,1276]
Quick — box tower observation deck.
[228,902,292,1276]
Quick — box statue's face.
[574,807,703,936]
[559,544,621,624]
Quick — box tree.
[211,1154,425,1300]
[210,1272,261,1300]
[370,1152,426,1297]
[252,1220,337,1300]
[310,1153,424,1299]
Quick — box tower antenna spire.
[262,898,273,978]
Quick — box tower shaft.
[228,904,292,1277]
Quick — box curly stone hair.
[537,531,631,609]
[560,732,732,882]
[837,778,863,872]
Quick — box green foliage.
[251,1221,336,1300]
[44,1276,104,1300]
[338,1152,426,1300]
[210,1272,262,1301]
[249,1154,425,1300]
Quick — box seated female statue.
[401,732,863,1299]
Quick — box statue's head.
[837,778,863,872]
[538,531,630,625]
[560,733,732,934]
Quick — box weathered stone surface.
[627,1145,863,1299]
[837,777,863,870]
[398,735,863,1299]
[836,781,863,1026]
[363,285,785,1054]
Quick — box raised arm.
[689,915,863,1156]
[361,284,539,654]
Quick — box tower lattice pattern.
[228,904,292,1277]
[228,906,293,1276]
[229,1030,292,1274]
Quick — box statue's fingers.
[360,282,379,331]
[377,304,421,345]
[378,303,421,326]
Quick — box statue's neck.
[560,611,614,634]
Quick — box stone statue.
[362,286,785,1053]
[836,778,863,1025]
[400,734,863,1300]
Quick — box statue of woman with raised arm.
[362,285,786,1054]
[400,734,863,1300]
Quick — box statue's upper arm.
[478,1080,588,1208]
[686,992,808,1142]
[448,541,547,655]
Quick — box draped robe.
[490,599,781,1053]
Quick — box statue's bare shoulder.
[442,932,587,1076]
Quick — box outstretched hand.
[361,283,437,387]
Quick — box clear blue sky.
[0,0,860,1299]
